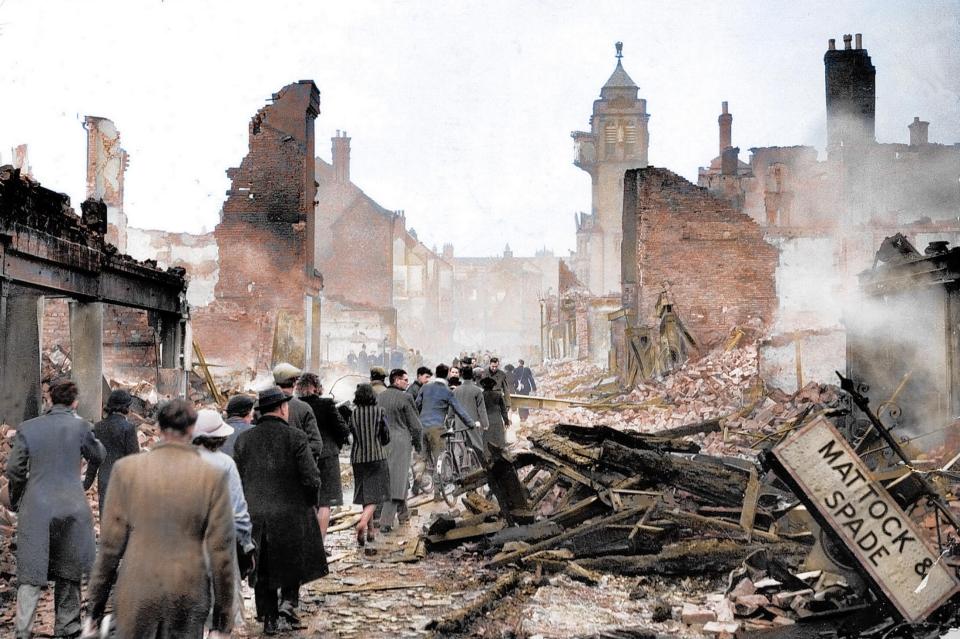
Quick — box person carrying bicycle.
[415,363,479,500]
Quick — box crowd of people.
[3,354,536,638]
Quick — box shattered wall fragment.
[621,167,779,351]
[190,81,323,372]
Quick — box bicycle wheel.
[436,450,458,507]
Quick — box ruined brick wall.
[624,167,779,348]
[191,81,322,372]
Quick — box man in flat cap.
[84,388,141,514]
[221,394,256,458]
[234,387,326,635]
[272,363,323,462]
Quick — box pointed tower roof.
[600,42,639,99]
[603,60,636,89]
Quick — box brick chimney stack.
[908,116,930,147]
[332,130,351,184]
[824,32,876,158]
[718,101,732,156]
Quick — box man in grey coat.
[273,363,323,462]
[6,380,105,639]
[376,369,423,530]
[450,366,489,455]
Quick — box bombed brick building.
[696,33,960,389]
[565,34,960,388]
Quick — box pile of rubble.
[527,345,843,462]
[414,348,960,637]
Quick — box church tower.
[571,42,650,295]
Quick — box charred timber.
[553,423,701,454]
[578,539,808,576]
[425,571,523,635]
[598,441,747,506]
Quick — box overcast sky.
[1,1,958,257]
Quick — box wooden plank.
[662,508,782,543]
[427,520,505,544]
[739,467,760,542]
[327,514,362,533]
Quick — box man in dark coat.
[357,344,369,373]
[296,373,350,542]
[376,369,423,530]
[273,362,323,462]
[514,359,537,422]
[486,356,513,413]
[234,386,327,635]
[408,366,432,400]
[83,388,140,513]
[6,380,105,639]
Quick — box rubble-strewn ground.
[2,345,958,637]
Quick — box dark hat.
[257,386,293,412]
[105,389,133,412]
[226,394,256,417]
[479,377,497,391]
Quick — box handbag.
[377,413,391,446]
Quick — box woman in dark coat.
[350,383,390,546]
[480,377,510,449]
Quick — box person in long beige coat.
[86,399,236,639]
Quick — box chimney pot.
[855,33,862,49]
[828,38,836,50]
[722,101,728,114]
[843,34,852,50]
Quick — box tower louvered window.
[604,122,617,156]
[605,122,618,143]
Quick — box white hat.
[194,409,234,439]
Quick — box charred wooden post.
[486,445,535,524]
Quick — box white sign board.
[772,416,959,622]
